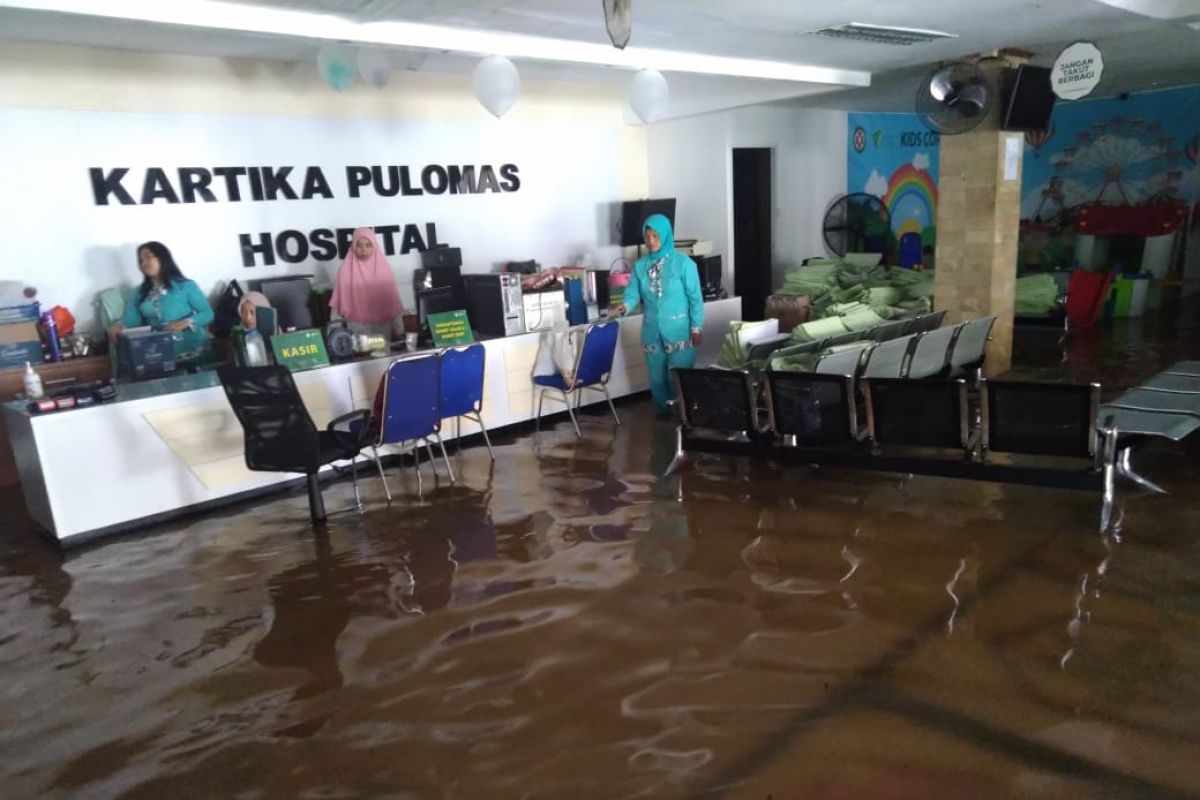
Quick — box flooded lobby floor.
[4,311,1200,799]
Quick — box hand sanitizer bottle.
[24,361,44,400]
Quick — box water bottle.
[23,362,44,400]
[243,327,267,366]
[41,311,62,362]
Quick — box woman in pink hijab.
[330,227,405,335]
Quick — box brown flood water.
[3,312,1200,799]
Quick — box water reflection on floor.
[3,313,1200,799]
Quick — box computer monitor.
[620,198,677,247]
[416,286,458,343]
[256,276,313,331]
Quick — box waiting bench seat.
[668,366,1152,531]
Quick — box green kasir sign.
[270,328,331,371]
[427,310,475,347]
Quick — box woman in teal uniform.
[108,241,215,367]
[614,214,704,416]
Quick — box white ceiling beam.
[0,0,872,86]
[1093,0,1200,19]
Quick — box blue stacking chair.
[375,354,455,497]
[440,343,495,460]
[534,320,621,437]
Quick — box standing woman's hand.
[691,330,703,347]
[612,305,628,317]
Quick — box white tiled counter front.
[4,297,741,543]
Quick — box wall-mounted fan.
[823,193,892,258]
[916,61,996,135]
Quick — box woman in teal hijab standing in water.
[614,214,704,417]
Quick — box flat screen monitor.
[621,198,677,247]
[257,277,313,331]
[416,286,458,328]
[1002,65,1056,132]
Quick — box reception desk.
[4,297,741,544]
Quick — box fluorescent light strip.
[0,0,871,86]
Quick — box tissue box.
[118,329,177,379]
[0,321,44,368]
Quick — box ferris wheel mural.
[1051,118,1186,204]
[1017,85,1200,272]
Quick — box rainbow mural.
[883,164,938,239]
[848,113,941,267]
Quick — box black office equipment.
[421,247,463,270]
[620,198,677,246]
[1002,65,1056,132]
[462,273,525,338]
[413,264,464,310]
[255,276,313,331]
[210,279,246,338]
[591,269,611,311]
[117,329,176,380]
[325,325,356,361]
[694,254,723,298]
[416,286,458,345]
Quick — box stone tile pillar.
[933,126,1025,375]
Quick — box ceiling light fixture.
[0,0,871,86]
[809,22,958,46]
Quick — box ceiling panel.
[1,0,1198,119]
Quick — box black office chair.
[218,364,371,523]
[665,367,763,476]
[862,377,973,453]
[981,379,1116,529]
[674,367,762,436]
[765,371,860,446]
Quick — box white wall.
[0,42,649,330]
[645,105,847,293]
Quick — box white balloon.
[356,47,393,89]
[472,56,521,118]
[629,69,669,123]
[397,49,428,72]
[316,42,357,92]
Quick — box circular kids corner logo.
[853,126,867,153]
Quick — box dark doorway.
[732,148,773,321]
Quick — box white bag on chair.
[550,322,581,386]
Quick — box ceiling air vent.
[808,23,958,46]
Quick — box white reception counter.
[4,297,741,544]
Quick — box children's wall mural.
[846,114,940,269]
[1019,85,1199,276]
[848,85,1200,294]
